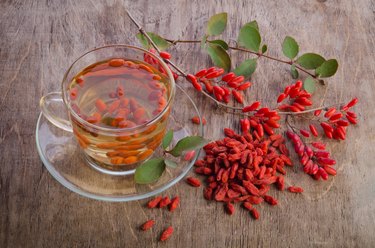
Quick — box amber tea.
[68,58,172,172]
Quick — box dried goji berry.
[288,186,304,193]
[160,226,173,241]
[186,177,201,187]
[147,196,162,208]
[140,220,155,231]
[225,202,235,215]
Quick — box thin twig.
[163,38,316,78]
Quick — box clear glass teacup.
[40,45,175,175]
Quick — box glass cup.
[40,45,175,175]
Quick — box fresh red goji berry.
[300,129,310,137]
[195,68,207,78]
[232,90,244,104]
[277,93,287,103]
[222,72,235,82]
[236,82,252,91]
[159,51,171,60]
[314,109,322,116]
[324,108,336,118]
[309,124,318,137]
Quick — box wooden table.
[1,0,374,247]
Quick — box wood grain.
[1,0,374,247]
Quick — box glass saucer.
[35,85,203,202]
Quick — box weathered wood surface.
[0,0,374,247]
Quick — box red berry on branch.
[222,72,235,82]
[345,97,358,109]
[309,124,319,137]
[159,51,171,60]
[243,101,261,112]
[195,69,207,78]
[324,108,336,118]
[236,82,252,91]
[300,129,310,137]
[277,93,287,103]
[232,90,244,104]
[314,109,322,116]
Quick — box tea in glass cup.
[40,45,175,175]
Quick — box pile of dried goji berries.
[190,127,301,219]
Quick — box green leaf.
[243,20,259,31]
[164,159,178,168]
[206,12,228,36]
[290,64,299,79]
[315,59,338,78]
[209,39,229,50]
[169,136,208,157]
[303,76,316,94]
[261,44,268,54]
[162,130,174,150]
[206,43,231,72]
[136,32,171,51]
[233,58,257,79]
[296,53,325,69]
[238,25,261,51]
[282,36,299,59]
[134,158,166,184]
[136,33,150,49]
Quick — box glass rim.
[61,44,176,133]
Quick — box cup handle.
[40,92,73,132]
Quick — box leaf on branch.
[315,59,338,78]
[136,33,150,49]
[261,44,268,54]
[134,158,166,184]
[233,59,257,79]
[238,25,261,52]
[206,12,228,36]
[209,39,229,50]
[136,32,171,51]
[290,64,299,79]
[282,36,299,59]
[206,43,231,72]
[303,76,316,94]
[243,20,259,31]
[296,53,325,69]
[164,159,178,168]
[169,136,209,157]
[162,130,174,150]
